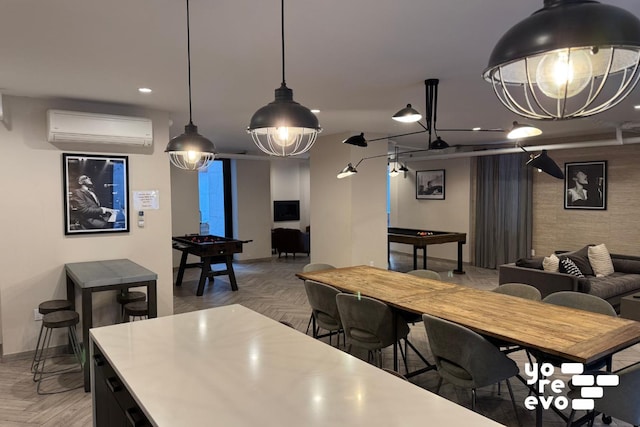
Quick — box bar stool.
[123,301,148,322]
[31,299,73,373]
[33,310,83,395]
[116,291,146,322]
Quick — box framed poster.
[564,161,607,210]
[416,169,445,200]
[63,153,130,235]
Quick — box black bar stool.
[33,310,83,395]
[116,291,146,322]
[31,299,73,373]
[123,301,148,322]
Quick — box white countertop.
[90,304,502,426]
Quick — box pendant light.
[483,0,640,120]
[248,0,321,156]
[165,0,216,171]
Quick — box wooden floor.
[0,253,638,426]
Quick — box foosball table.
[172,234,251,296]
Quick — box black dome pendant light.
[484,0,640,120]
[248,0,321,156]
[165,0,216,171]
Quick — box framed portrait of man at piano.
[62,153,130,235]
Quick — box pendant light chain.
[186,0,193,125]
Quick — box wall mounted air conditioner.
[47,110,153,146]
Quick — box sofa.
[499,244,640,312]
[271,228,310,259]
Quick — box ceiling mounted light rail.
[165,0,217,171]
[483,0,640,120]
[247,0,321,156]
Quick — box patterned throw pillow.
[559,257,585,278]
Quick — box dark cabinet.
[93,345,151,427]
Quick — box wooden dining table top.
[297,265,640,365]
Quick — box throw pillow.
[559,257,585,278]
[515,257,544,269]
[558,245,595,276]
[588,243,614,277]
[542,254,560,272]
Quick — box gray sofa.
[499,245,640,311]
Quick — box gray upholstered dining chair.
[335,293,411,369]
[302,263,336,334]
[492,282,542,301]
[567,363,640,427]
[406,269,442,280]
[422,313,521,424]
[538,291,616,371]
[303,280,343,347]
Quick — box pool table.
[388,227,466,273]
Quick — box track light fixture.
[484,0,640,120]
[165,0,216,171]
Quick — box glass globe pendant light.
[165,0,216,171]
[248,0,321,156]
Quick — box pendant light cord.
[186,0,193,124]
[281,0,286,85]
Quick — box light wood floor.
[0,253,638,426]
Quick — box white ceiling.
[3,0,640,155]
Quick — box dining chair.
[490,283,541,358]
[302,263,336,334]
[492,282,542,301]
[406,269,441,280]
[336,293,412,370]
[537,292,616,371]
[422,313,521,424]
[303,280,343,347]
[567,363,640,427]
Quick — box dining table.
[297,265,640,427]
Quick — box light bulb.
[274,126,300,147]
[187,150,201,162]
[389,169,399,177]
[535,48,593,99]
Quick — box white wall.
[232,159,272,261]
[0,95,174,355]
[390,157,471,262]
[170,168,200,267]
[310,132,388,268]
[270,158,310,230]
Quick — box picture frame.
[564,161,607,210]
[416,169,445,200]
[63,153,130,235]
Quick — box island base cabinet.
[93,344,151,427]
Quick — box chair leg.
[471,388,477,411]
[305,314,312,334]
[435,376,443,394]
[567,409,576,427]
[506,379,521,427]
[31,322,45,373]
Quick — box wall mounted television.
[273,200,300,222]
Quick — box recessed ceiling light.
[311,109,320,113]
[138,87,152,94]
[634,105,640,110]
[472,127,482,131]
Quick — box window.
[198,159,232,237]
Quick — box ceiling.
[3,0,640,156]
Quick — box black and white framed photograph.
[416,169,445,200]
[63,153,130,235]
[564,161,607,210]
